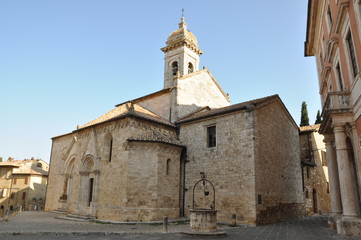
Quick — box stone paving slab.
[1,211,361,240]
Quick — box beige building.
[0,158,49,216]
[45,17,305,225]
[299,124,331,215]
[305,0,361,235]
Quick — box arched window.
[105,134,113,162]
[37,163,42,168]
[172,61,178,76]
[188,62,194,73]
[166,159,171,175]
[109,138,113,162]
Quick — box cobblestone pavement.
[1,211,361,240]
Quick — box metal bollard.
[231,214,237,226]
[163,216,168,233]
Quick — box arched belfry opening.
[188,62,194,73]
[172,61,178,76]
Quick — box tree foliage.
[300,101,310,127]
[315,110,322,124]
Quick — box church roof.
[77,102,174,130]
[128,130,183,147]
[176,95,290,124]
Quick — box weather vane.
[182,8,184,18]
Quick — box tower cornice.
[161,41,203,55]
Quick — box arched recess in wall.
[79,155,95,207]
[62,157,76,203]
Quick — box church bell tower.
[161,17,203,89]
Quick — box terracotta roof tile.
[13,168,48,176]
[77,102,174,130]
[176,95,279,124]
[299,124,321,132]
[128,130,183,147]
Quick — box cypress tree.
[300,101,310,127]
[315,110,322,124]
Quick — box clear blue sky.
[0,0,319,162]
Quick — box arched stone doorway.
[78,155,96,216]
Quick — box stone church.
[45,17,305,225]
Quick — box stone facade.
[178,96,304,225]
[46,117,183,221]
[46,17,305,225]
[0,158,48,216]
[299,124,331,216]
[305,0,361,235]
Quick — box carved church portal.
[78,156,96,215]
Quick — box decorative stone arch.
[81,155,95,173]
[65,155,76,174]
[60,156,76,202]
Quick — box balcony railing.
[322,91,352,114]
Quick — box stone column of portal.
[324,134,343,215]
[334,125,359,217]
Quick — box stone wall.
[174,69,230,121]
[300,128,331,215]
[179,110,258,225]
[136,91,171,121]
[45,132,74,212]
[46,117,182,221]
[254,100,306,224]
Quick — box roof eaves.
[176,95,278,125]
[73,111,175,133]
[127,139,184,148]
